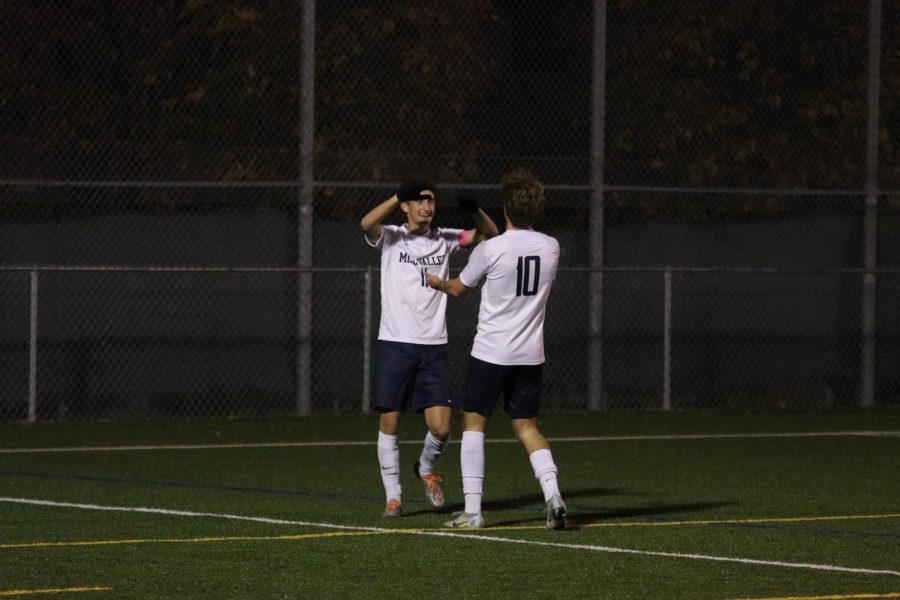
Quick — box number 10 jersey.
[459,229,560,365]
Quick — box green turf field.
[1,409,899,599]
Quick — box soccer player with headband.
[361,179,499,518]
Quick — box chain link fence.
[1,0,899,420]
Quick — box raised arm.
[360,194,400,244]
[425,272,469,297]
[457,195,499,247]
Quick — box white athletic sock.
[377,431,401,502]
[460,430,485,515]
[529,448,560,502]
[417,431,446,476]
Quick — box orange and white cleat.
[413,461,445,508]
[382,498,402,518]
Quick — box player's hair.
[501,168,545,228]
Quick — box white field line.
[2,496,899,578]
[0,586,112,597]
[1,430,899,454]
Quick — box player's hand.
[397,180,434,202]
[457,194,479,214]
[424,272,444,290]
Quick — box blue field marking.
[0,468,433,506]
[642,514,900,541]
[708,520,900,541]
[5,469,899,542]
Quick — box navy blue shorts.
[372,340,452,413]
[460,356,543,419]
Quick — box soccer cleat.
[443,512,485,529]
[413,461,445,508]
[382,499,402,518]
[544,494,567,531]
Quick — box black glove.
[397,179,435,202]
[457,194,479,214]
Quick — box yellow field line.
[3,496,898,578]
[584,512,900,529]
[730,593,900,600]
[0,587,111,597]
[455,512,900,533]
[5,511,898,549]
[0,529,400,550]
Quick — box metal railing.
[3,264,898,422]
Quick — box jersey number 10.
[516,256,541,296]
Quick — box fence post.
[663,269,672,410]
[28,269,39,423]
[588,0,607,410]
[296,0,315,415]
[860,0,882,407]
[362,267,373,414]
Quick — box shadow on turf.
[404,486,736,529]
[490,499,738,528]
[403,487,625,517]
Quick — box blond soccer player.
[426,168,566,530]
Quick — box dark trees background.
[1,0,897,187]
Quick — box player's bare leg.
[512,418,566,530]
[510,417,548,453]
[423,405,451,440]
[414,406,451,508]
[378,411,402,517]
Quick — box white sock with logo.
[461,430,485,514]
[377,431,401,501]
[417,431,446,476]
[529,448,560,501]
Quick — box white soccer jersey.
[459,229,559,365]
[368,224,465,344]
